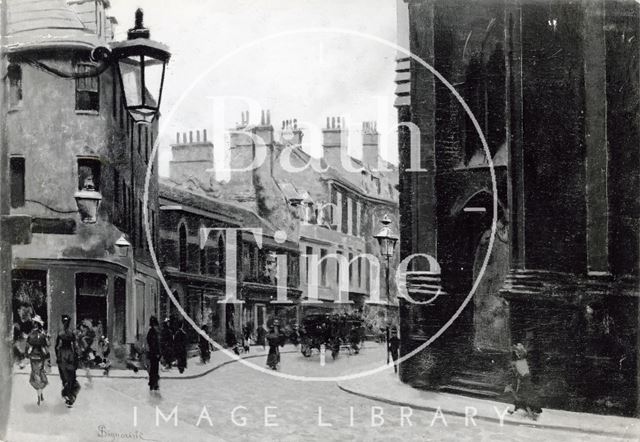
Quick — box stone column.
[583,0,609,275]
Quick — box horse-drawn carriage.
[299,313,365,359]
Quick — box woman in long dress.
[27,315,49,405]
[55,314,80,407]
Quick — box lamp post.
[109,9,170,125]
[374,214,398,365]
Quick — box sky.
[108,0,401,177]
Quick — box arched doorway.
[445,191,510,352]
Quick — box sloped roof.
[159,179,277,235]
[6,0,102,53]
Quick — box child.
[505,343,543,420]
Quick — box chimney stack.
[280,118,304,146]
[322,115,348,169]
[362,121,379,169]
[170,128,215,183]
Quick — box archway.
[446,190,510,352]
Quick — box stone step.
[438,384,502,398]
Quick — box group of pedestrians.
[19,313,111,408]
[159,317,188,373]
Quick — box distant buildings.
[165,110,400,335]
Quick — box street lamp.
[115,235,132,257]
[374,214,398,364]
[110,9,170,125]
[74,176,102,224]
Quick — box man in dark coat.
[160,318,173,369]
[173,320,188,373]
[55,315,80,407]
[388,327,401,374]
[146,316,161,392]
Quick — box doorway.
[114,277,126,344]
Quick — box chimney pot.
[189,131,193,143]
[203,129,207,142]
[197,130,200,142]
[326,117,330,129]
[176,132,180,144]
[331,117,336,129]
[267,110,271,125]
[293,119,297,129]
[182,132,187,143]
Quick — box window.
[75,63,99,112]
[346,197,353,235]
[320,249,328,286]
[137,125,142,154]
[341,193,348,233]
[77,158,101,191]
[138,200,144,249]
[352,200,358,236]
[356,202,361,237]
[348,252,354,284]
[200,246,206,275]
[178,223,188,272]
[357,257,362,288]
[8,64,22,108]
[113,169,120,213]
[10,157,25,208]
[217,235,226,277]
[336,250,343,285]
[305,246,313,282]
[372,176,381,194]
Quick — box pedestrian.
[55,314,80,407]
[226,324,239,355]
[199,325,212,364]
[242,323,252,353]
[26,315,49,405]
[266,322,282,370]
[95,336,111,376]
[505,343,543,420]
[257,324,266,350]
[146,316,161,393]
[388,327,400,373]
[173,320,188,373]
[160,318,173,369]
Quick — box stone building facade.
[166,112,400,329]
[397,0,639,416]
[7,0,165,357]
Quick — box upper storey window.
[76,63,100,112]
[8,64,22,108]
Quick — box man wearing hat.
[388,327,401,373]
[55,314,80,407]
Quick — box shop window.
[10,156,25,208]
[12,269,47,336]
[75,273,107,335]
[8,64,22,108]
[78,158,101,191]
[75,63,99,112]
[178,223,188,272]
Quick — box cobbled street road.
[102,345,621,442]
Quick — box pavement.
[5,343,639,441]
[11,344,300,380]
[337,366,640,440]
